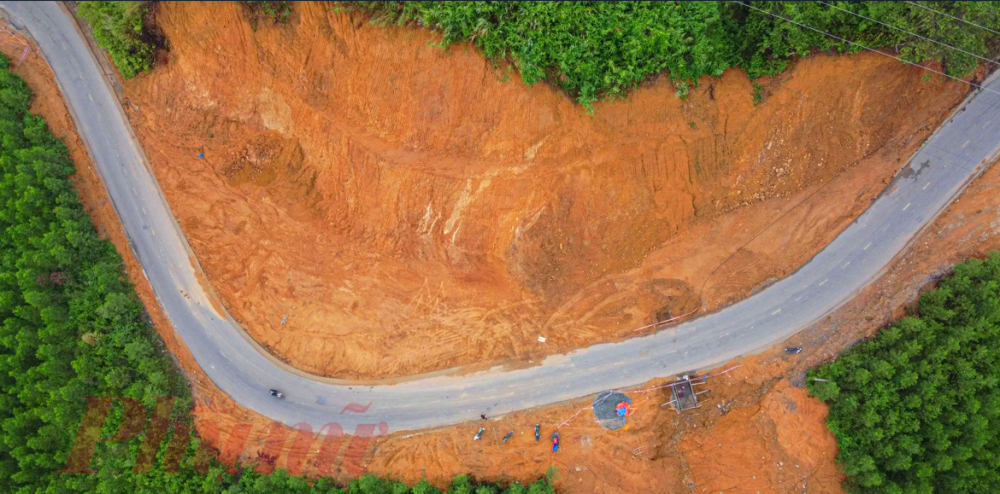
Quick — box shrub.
[77,1,156,79]
[241,1,293,30]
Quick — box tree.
[810,253,1000,493]
[77,1,156,79]
[355,1,1000,109]
[0,53,559,493]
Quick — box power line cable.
[904,1,1000,37]
[819,1,1000,68]
[731,1,1000,97]
[693,1,1000,306]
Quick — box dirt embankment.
[319,155,1000,494]
[118,1,969,380]
[4,15,842,494]
[15,12,1000,492]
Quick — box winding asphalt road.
[4,2,1000,433]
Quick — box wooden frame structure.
[661,375,710,413]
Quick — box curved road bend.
[5,2,1000,433]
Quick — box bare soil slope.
[121,1,969,380]
[353,157,1000,494]
[15,11,1000,494]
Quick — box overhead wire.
[692,2,1000,305]
[904,1,1000,37]
[731,1,1000,97]
[549,1,1000,422]
[586,2,1000,339]
[818,0,1000,68]
[736,1,1000,168]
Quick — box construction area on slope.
[11,8,1000,492]
[121,1,968,380]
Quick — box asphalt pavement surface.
[4,1,1000,433]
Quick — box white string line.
[819,1,1000,68]
[631,301,704,333]
[904,1,1000,37]
[555,364,743,427]
[732,1,1000,97]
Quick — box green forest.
[0,54,554,493]
[810,254,1000,493]
[79,1,1000,108]
[358,1,1000,108]
[77,1,156,79]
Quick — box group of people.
[267,390,563,452]
[474,422,559,452]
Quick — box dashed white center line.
[984,120,993,129]
[843,261,851,269]
[961,139,971,148]
[863,242,872,251]
[923,182,931,190]
[903,202,911,211]
[818,278,828,286]
[772,309,782,316]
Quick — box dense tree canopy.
[810,253,1000,493]
[358,1,1000,108]
[0,55,555,493]
[77,1,1000,100]
[77,1,156,79]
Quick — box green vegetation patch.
[0,53,555,493]
[809,253,1000,493]
[355,1,1000,110]
[0,50,191,492]
[240,1,294,30]
[77,1,158,79]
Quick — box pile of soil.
[119,1,969,380]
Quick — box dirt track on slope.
[119,1,968,380]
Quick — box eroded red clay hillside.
[119,1,970,380]
[11,9,1000,492]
